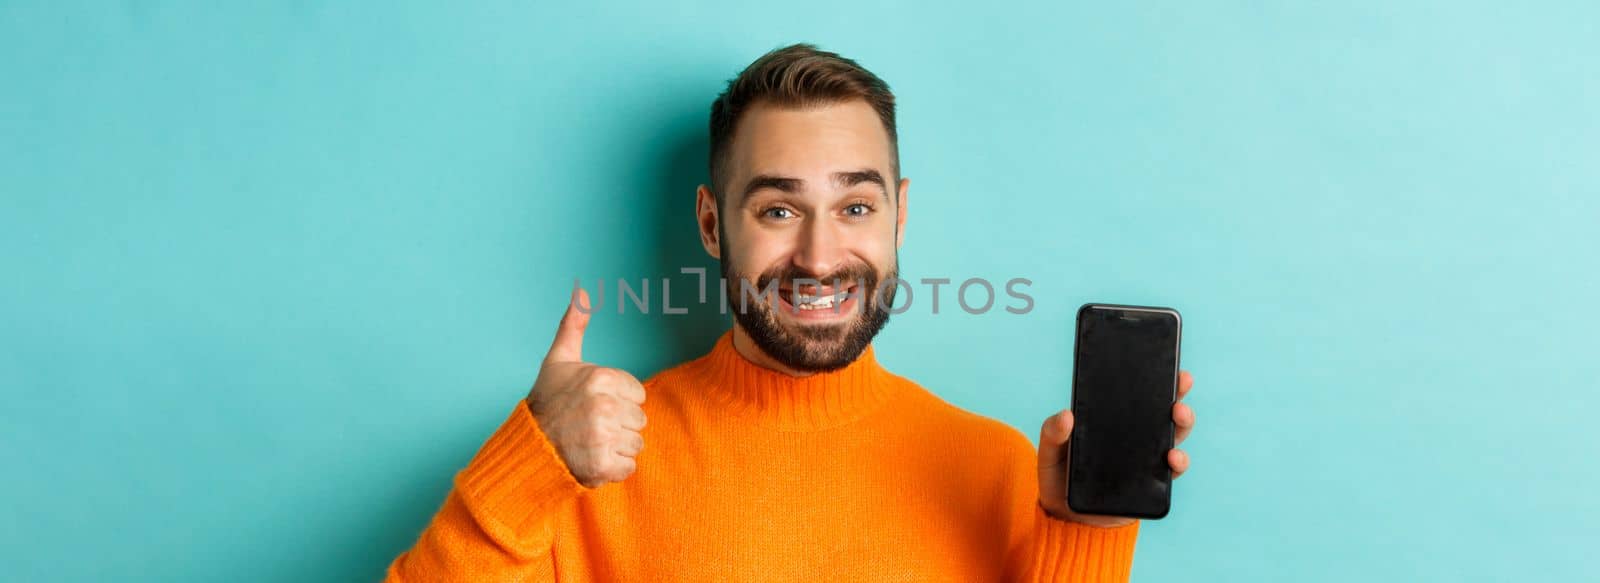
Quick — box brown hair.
[707,43,899,205]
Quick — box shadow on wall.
[627,109,730,378]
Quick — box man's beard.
[720,251,897,373]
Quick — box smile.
[776,284,860,315]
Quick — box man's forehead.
[725,100,893,195]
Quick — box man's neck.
[729,324,816,378]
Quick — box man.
[386,43,1197,582]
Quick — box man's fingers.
[615,430,644,458]
[614,376,647,405]
[1177,370,1194,400]
[604,456,637,483]
[1037,409,1074,470]
[1174,402,1195,445]
[545,287,592,364]
[618,402,647,431]
[1169,448,1190,479]
[586,366,647,406]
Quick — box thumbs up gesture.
[525,287,649,488]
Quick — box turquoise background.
[3,2,1596,581]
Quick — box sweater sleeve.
[1002,430,1141,582]
[384,401,588,582]
[1013,504,1140,582]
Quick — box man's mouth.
[776,283,859,312]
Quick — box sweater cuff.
[453,400,587,546]
[1027,504,1140,582]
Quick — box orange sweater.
[386,330,1139,581]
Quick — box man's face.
[697,99,910,372]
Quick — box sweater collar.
[692,329,901,431]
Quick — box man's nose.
[792,218,844,280]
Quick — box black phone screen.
[1067,305,1181,519]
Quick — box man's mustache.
[752,263,878,292]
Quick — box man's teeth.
[794,290,851,310]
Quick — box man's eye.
[844,203,873,217]
[763,207,795,220]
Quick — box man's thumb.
[545,287,591,364]
[1038,409,1074,470]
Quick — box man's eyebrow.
[741,174,803,201]
[834,169,890,203]
[739,169,891,204]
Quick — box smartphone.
[1066,303,1182,519]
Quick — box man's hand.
[1037,370,1196,527]
[525,287,648,488]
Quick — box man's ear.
[696,184,721,259]
[895,177,910,249]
